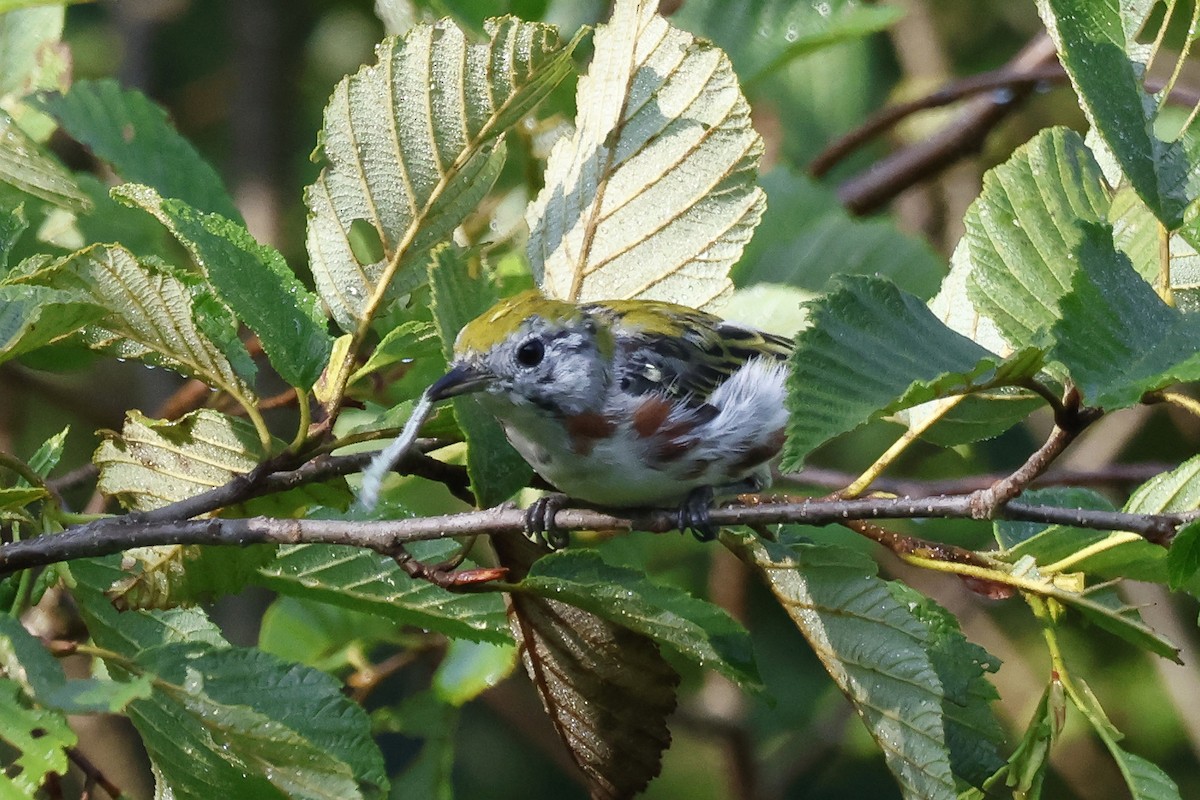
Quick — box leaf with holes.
[0,679,75,797]
[528,0,764,308]
[306,17,580,330]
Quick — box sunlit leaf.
[306,17,579,329]
[114,183,333,389]
[528,0,764,309]
[0,679,74,797]
[0,5,66,103]
[95,409,268,512]
[0,110,89,210]
[1038,0,1198,228]
[30,244,256,399]
[0,283,101,365]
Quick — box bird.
[424,290,793,546]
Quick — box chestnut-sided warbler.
[427,290,792,542]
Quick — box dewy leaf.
[1126,454,1200,516]
[428,245,532,507]
[727,535,957,800]
[0,283,102,365]
[0,612,151,714]
[0,200,26,273]
[494,534,678,800]
[885,584,1004,788]
[135,644,389,800]
[32,244,256,400]
[114,184,333,389]
[964,127,1110,350]
[1106,745,1183,800]
[33,79,241,220]
[519,550,760,689]
[306,18,579,330]
[781,275,1042,471]
[253,543,511,644]
[1038,0,1197,228]
[0,679,74,797]
[528,0,765,309]
[96,408,268,512]
[0,110,90,210]
[1049,223,1200,408]
[672,0,902,86]
[1167,521,1200,592]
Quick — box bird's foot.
[677,486,718,542]
[524,493,571,550]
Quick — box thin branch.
[66,747,123,800]
[3,493,1193,575]
[830,34,1060,215]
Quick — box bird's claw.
[677,486,718,542]
[524,493,571,550]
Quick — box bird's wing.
[585,300,792,404]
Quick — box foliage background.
[2,1,1199,798]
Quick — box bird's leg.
[524,493,572,550]
[677,475,768,542]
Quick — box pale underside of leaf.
[38,244,255,400]
[0,111,90,210]
[306,18,576,330]
[528,0,765,309]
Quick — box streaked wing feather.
[584,300,792,403]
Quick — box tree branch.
[3,493,1192,575]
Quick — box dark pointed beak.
[428,363,493,401]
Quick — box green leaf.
[0,679,74,797]
[26,425,68,479]
[528,0,764,308]
[733,169,943,298]
[0,486,44,511]
[259,596,399,670]
[108,545,278,612]
[518,549,760,689]
[433,638,518,706]
[136,644,389,800]
[306,17,579,329]
[0,200,26,273]
[0,283,101,365]
[1049,223,1200,408]
[0,612,152,714]
[1106,746,1182,800]
[997,488,1170,584]
[428,245,532,507]
[96,409,268,511]
[0,5,65,102]
[30,244,257,399]
[1167,522,1200,593]
[781,275,1042,470]
[33,79,240,220]
[69,557,230,654]
[1003,682,1060,798]
[113,184,333,389]
[672,0,902,86]
[886,584,1005,788]
[253,543,511,644]
[350,319,442,388]
[0,110,89,210]
[1038,0,1197,228]
[728,535,957,800]
[964,127,1110,350]
[1126,454,1200,515]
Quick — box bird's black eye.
[515,337,545,368]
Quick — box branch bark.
[4,492,1192,575]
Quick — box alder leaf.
[494,534,678,800]
[528,0,764,308]
[306,17,580,330]
[727,535,958,800]
[0,110,89,210]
